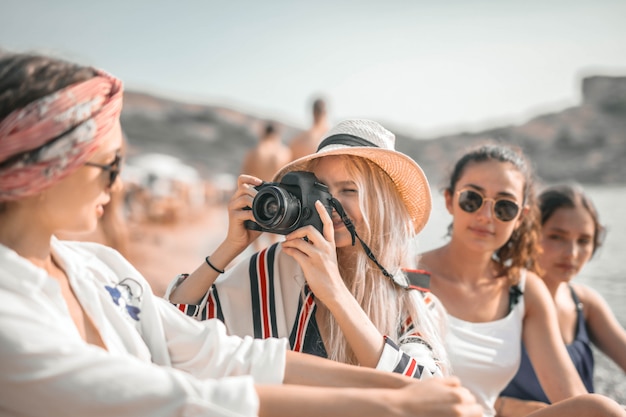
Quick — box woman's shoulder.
[522,271,559,314]
[54,238,145,283]
[54,237,125,261]
[522,270,546,292]
[570,282,609,312]
[217,242,302,286]
[416,247,445,273]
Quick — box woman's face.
[310,156,364,248]
[41,121,124,234]
[445,159,526,252]
[539,205,595,284]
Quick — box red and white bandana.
[0,70,123,202]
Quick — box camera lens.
[261,199,279,217]
[253,186,301,231]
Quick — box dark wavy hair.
[539,184,605,257]
[0,53,96,120]
[0,53,96,212]
[446,144,542,283]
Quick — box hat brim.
[273,146,431,233]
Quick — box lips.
[555,263,577,272]
[332,218,345,230]
[469,226,494,236]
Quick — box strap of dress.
[508,284,524,313]
[507,269,527,313]
[568,284,583,310]
[568,284,589,341]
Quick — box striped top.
[166,243,442,379]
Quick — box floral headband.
[0,69,123,202]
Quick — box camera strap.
[329,197,412,290]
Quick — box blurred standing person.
[241,121,291,251]
[289,97,329,160]
[497,184,626,415]
[241,121,292,182]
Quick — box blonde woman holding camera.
[167,119,448,379]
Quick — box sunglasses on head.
[456,188,520,222]
[85,154,122,188]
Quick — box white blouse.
[0,238,287,417]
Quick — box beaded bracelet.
[205,256,225,274]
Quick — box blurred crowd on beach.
[59,97,331,289]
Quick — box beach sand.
[128,203,626,405]
[126,203,230,297]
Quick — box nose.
[110,176,124,194]
[476,199,494,221]
[563,239,578,258]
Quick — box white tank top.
[446,272,526,417]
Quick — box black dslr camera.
[244,171,334,235]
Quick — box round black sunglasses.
[456,188,520,222]
[85,154,122,188]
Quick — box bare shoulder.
[416,248,444,274]
[571,282,609,311]
[522,271,547,294]
[522,271,553,308]
[278,143,293,160]
[289,130,319,158]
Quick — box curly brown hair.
[446,144,543,284]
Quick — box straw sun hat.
[274,119,432,233]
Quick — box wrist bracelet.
[205,256,225,274]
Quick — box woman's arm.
[281,202,440,377]
[168,175,262,304]
[522,273,588,402]
[281,201,387,368]
[257,377,482,417]
[272,350,481,416]
[494,396,548,417]
[284,349,408,388]
[575,283,626,373]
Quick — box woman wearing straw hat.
[0,53,484,417]
[167,119,448,378]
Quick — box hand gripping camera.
[244,171,334,235]
[245,171,406,289]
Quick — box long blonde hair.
[308,155,448,372]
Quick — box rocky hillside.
[121,92,302,180]
[121,75,626,187]
[400,75,626,188]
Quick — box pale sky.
[1,0,625,136]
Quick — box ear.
[444,189,454,214]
